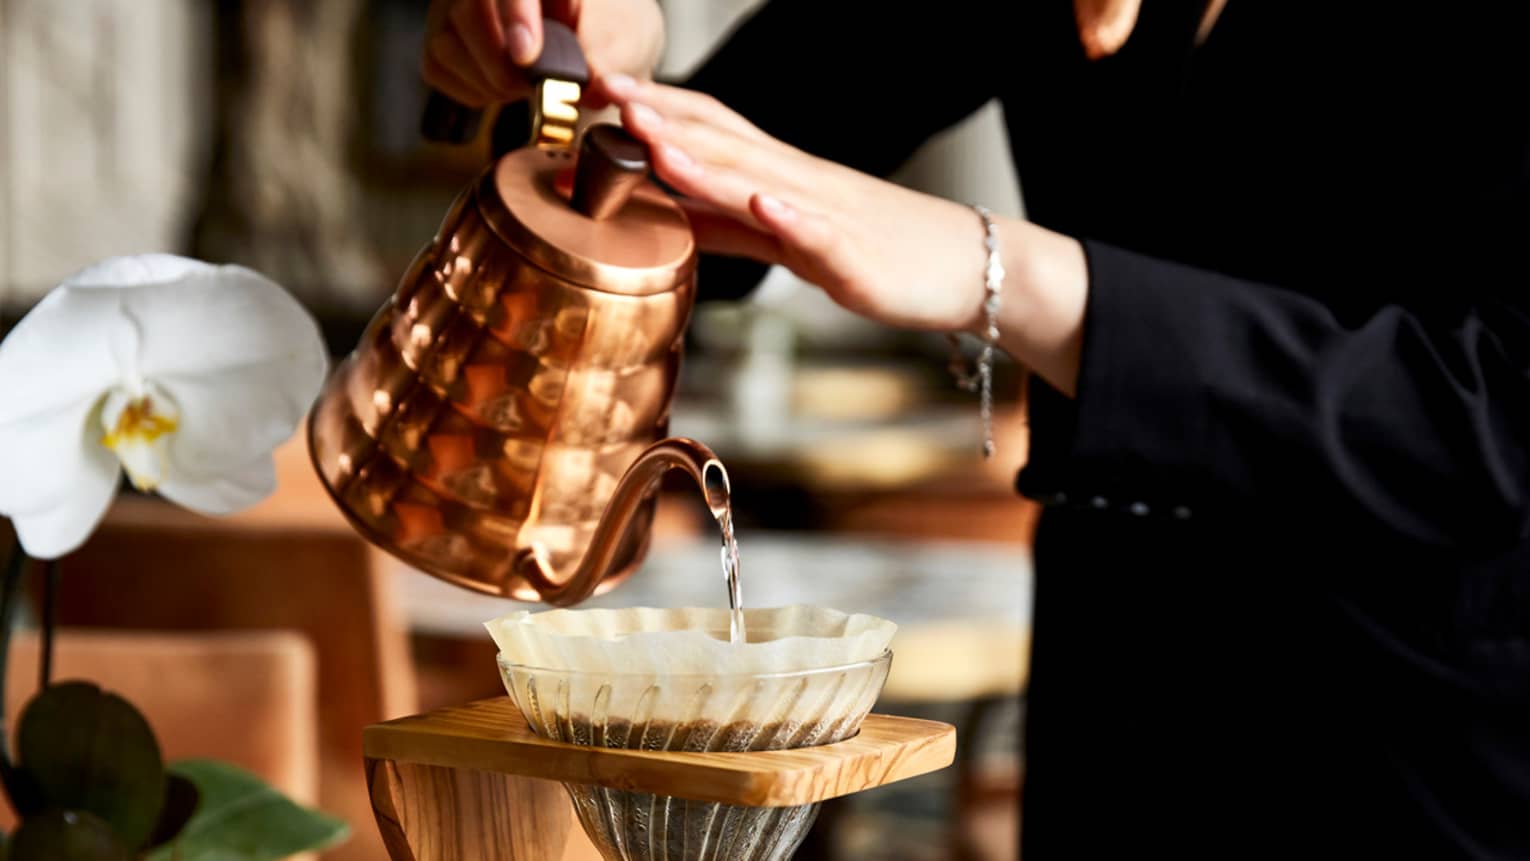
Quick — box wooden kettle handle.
[420,18,588,145]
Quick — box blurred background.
[0,1,1033,858]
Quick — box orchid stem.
[0,535,28,774]
[39,559,58,689]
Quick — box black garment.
[686,1,1530,857]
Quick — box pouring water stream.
[702,459,745,644]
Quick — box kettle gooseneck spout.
[513,437,729,606]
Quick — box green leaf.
[9,809,130,861]
[15,682,165,849]
[145,759,348,861]
[144,773,200,850]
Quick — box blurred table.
[394,533,1032,704]
[666,379,1042,544]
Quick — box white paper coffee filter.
[487,605,896,737]
[485,605,895,676]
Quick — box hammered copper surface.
[310,142,704,602]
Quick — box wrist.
[959,216,1016,339]
[985,219,1088,396]
[952,208,996,338]
[958,215,1038,343]
[589,0,665,80]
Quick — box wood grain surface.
[365,698,956,808]
[367,757,576,861]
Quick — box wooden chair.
[46,438,417,861]
[1,629,318,826]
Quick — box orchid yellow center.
[100,391,180,491]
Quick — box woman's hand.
[422,0,664,108]
[601,75,1090,394]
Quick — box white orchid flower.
[0,255,329,559]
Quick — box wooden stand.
[364,698,957,860]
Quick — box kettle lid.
[477,131,695,297]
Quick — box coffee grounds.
[543,714,850,860]
[545,715,849,754]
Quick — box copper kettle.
[309,58,726,604]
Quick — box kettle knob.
[570,124,650,220]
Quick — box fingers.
[692,190,857,305]
[678,200,785,264]
[504,0,542,65]
[599,75,849,285]
[749,193,847,284]
[605,77,792,217]
[689,191,850,292]
[448,0,518,95]
[424,0,651,111]
[621,101,770,221]
[1073,0,1141,60]
[422,27,498,107]
[600,76,767,142]
[423,0,555,105]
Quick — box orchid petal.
[114,265,328,476]
[158,453,275,516]
[8,420,121,559]
[154,348,324,481]
[0,395,108,518]
[0,286,127,425]
[121,264,329,389]
[60,254,214,291]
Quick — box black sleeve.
[1018,239,1530,552]
[678,0,1005,300]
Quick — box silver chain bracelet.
[946,204,1004,459]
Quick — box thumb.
[749,193,847,285]
[1073,0,1141,60]
[503,0,543,65]
[679,199,785,265]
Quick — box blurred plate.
[669,402,981,490]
